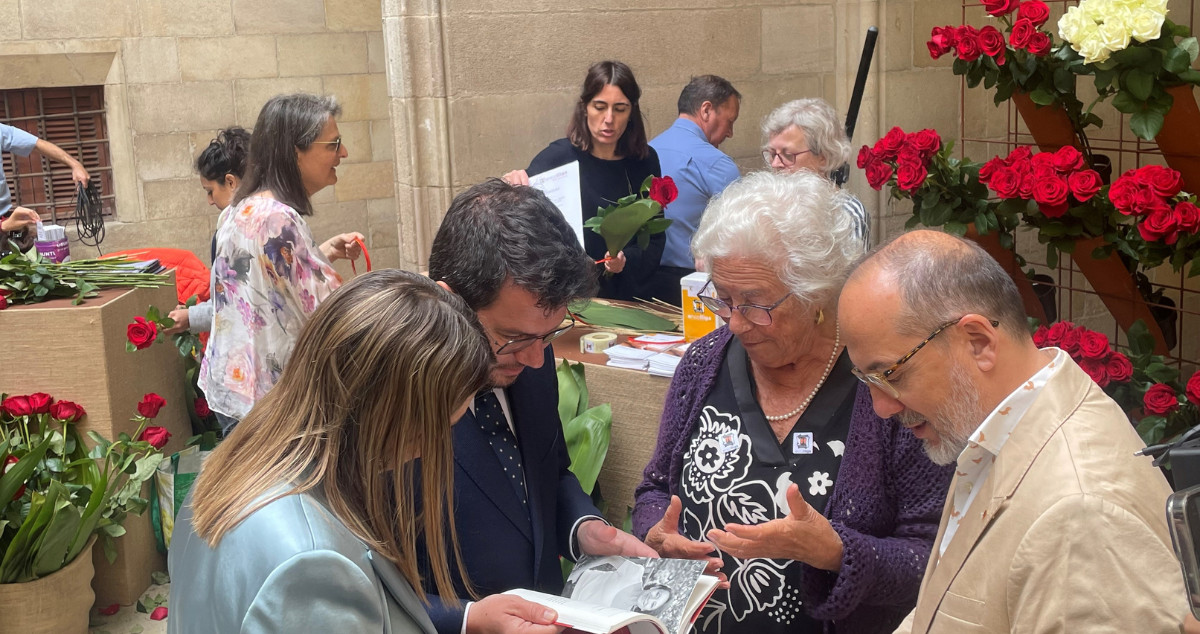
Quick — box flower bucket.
[1071,236,1168,355]
[0,537,96,634]
[965,224,1048,324]
[1012,92,1080,153]
[1156,84,1200,194]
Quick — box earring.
[815,309,824,325]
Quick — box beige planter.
[0,537,97,634]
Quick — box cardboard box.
[680,271,723,342]
[0,281,191,605]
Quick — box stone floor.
[89,582,170,634]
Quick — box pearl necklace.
[763,326,841,422]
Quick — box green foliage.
[0,248,169,306]
[556,360,613,496]
[583,176,673,266]
[571,300,679,333]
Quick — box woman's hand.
[707,483,844,571]
[603,251,626,274]
[645,496,725,582]
[1,208,39,233]
[164,305,190,335]
[467,594,563,634]
[320,232,365,262]
[503,170,531,186]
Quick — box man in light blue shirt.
[0,122,90,255]
[648,75,741,305]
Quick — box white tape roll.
[581,331,618,354]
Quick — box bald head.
[845,229,1028,340]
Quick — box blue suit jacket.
[419,347,600,634]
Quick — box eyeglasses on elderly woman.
[850,315,1000,398]
[696,280,794,327]
[761,147,813,167]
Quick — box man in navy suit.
[422,179,656,634]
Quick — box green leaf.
[1181,37,1200,61]
[1130,107,1166,140]
[1111,90,1141,114]
[0,436,52,505]
[944,221,968,236]
[597,199,661,261]
[1164,46,1192,74]
[1124,69,1155,101]
[563,404,612,495]
[571,301,678,332]
[557,359,583,428]
[1029,88,1057,106]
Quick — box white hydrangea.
[1058,0,1168,63]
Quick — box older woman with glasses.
[762,98,870,250]
[631,171,952,634]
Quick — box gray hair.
[850,230,1030,341]
[235,93,342,216]
[691,170,861,309]
[761,98,851,178]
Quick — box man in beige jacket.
[837,230,1186,633]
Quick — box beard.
[897,362,984,466]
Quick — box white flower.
[1079,35,1113,63]
[1129,7,1166,42]
[1098,20,1132,54]
[807,471,833,497]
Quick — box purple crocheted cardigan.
[631,328,954,634]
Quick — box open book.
[505,555,719,634]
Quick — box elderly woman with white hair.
[762,98,870,249]
[632,171,951,634]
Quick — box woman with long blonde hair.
[168,270,561,633]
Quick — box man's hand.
[644,496,724,579]
[466,594,563,634]
[70,163,90,186]
[320,232,365,262]
[0,207,39,233]
[706,483,844,571]
[577,519,658,559]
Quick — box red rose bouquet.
[859,126,1009,240]
[583,175,676,276]
[126,302,218,435]
[0,392,169,581]
[1106,165,1200,274]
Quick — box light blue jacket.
[168,486,437,634]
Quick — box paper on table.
[529,161,585,247]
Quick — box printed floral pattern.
[199,197,340,420]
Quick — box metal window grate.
[1,86,115,223]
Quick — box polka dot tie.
[475,390,528,508]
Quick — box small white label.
[792,432,814,454]
[718,431,739,454]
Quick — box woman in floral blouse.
[199,93,363,432]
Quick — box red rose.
[138,426,171,450]
[1032,175,1069,207]
[865,159,894,190]
[1,395,32,417]
[1131,187,1161,215]
[1046,321,1074,346]
[1051,146,1084,173]
[150,606,169,621]
[1059,325,1083,354]
[978,25,1007,63]
[137,393,167,419]
[1142,165,1183,198]
[1067,169,1103,202]
[1077,330,1111,360]
[194,397,211,419]
[1109,175,1139,214]
[1027,31,1051,56]
[26,392,52,414]
[909,129,942,157]
[1038,201,1069,218]
[1004,145,1033,167]
[1018,0,1051,26]
[1144,383,1180,416]
[1010,18,1036,49]
[857,145,874,169]
[647,176,678,208]
[1079,357,1110,388]
[896,161,929,193]
[1186,370,1200,406]
[49,400,86,422]
[982,0,1019,16]
[979,157,1004,183]
[127,316,157,351]
[1175,201,1200,233]
[1107,352,1134,383]
[1032,325,1049,347]
[0,294,6,311]
[928,26,957,59]
[955,28,983,62]
[896,146,924,168]
[1139,205,1180,244]
[2,455,26,500]
[989,167,1024,198]
[876,127,907,159]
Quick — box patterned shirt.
[199,196,341,420]
[939,347,1064,556]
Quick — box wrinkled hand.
[503,170,531,186]
[467,594,563,634]
[320,232,365,262]
[577,519,658,559]
[707,484,843,571]
[1,208,39,233]
[603,251,626,275]
[645,496,726,583]
[163,306,190,336]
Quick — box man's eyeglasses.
[492,313,576,355]
[850,316,1000,398]
[696,281,793,327]
[762,147,813,166]
[311,137,343,153]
